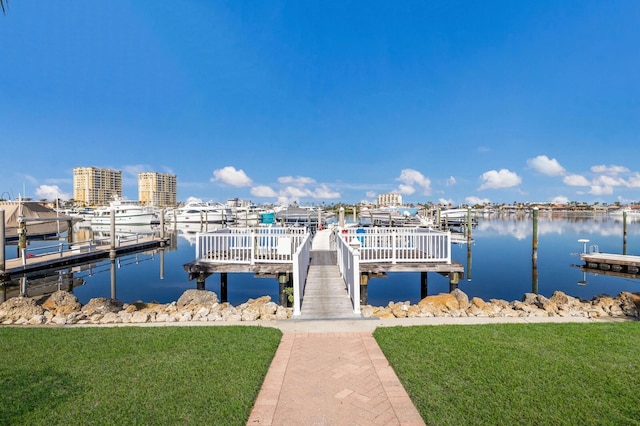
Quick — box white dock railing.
[336,234,361,314]
[292,233,312,316]
[195,227,309,265]
[336,227,451,264]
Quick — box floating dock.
[1,236,170,278]
[580,252,640,276]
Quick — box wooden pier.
[580,252,640,276]
[185,227,465,318]
[1,236,170,278]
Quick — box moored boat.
[90,197,157,226]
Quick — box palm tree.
[1,1,6,14]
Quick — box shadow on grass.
[0,367,81,424]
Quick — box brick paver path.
[247,332,425,425]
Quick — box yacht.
[166,201,234,224]
[91,198,157,226]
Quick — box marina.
[1,208,639,310]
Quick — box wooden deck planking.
[2,236,168,276]
[581,253,640,267]
[299,250,360,319]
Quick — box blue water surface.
[5,215,640,306]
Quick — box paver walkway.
[247,332,425,425]
[247,228,424,424]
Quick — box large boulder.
[417,293,460,315]
[616,292,640,317]
[0,297,45,323]
[42,291,82,316]
[177,289,219,310]
[81,298,124,316]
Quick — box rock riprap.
[0,288,638,325]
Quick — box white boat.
[91,198,157,226]
[166,201,233,224]
[358,206,423,227]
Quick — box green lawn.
[374,322,640,425]
[0,326,281,425]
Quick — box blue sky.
[1,1,639,206]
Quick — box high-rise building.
[377,193,403,207]
[138,172,177,207]
[73,167,122,207]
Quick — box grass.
[0,326,281,425]
[374,322,640,426]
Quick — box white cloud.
[593,175,625,187]
[397,184,415,195]
[478,169,521,190]
[186,196,202,204]
[250,185,278,197]
[446,176,456,186]
[396,169,431,195]
[591,164,629,175]
[465,196,491,205]
[563,174,590,186]
[35,185,71,201]
[311,184,340,199]
[211,166,253,187]
[551,195,569,204]
[438,198,454,206]
[527,155,566,176]
[283,186,310,198]
[627,173,640,188]
[365,191,376,198]
[589,185,614,196]
[277,176,316,186]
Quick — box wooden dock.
[299,250,360,319]
[1,236,170,278]
[580,252,640,275]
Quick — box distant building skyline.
[377,193,403,207]
[73,167,122,207]
[138,172,177,207]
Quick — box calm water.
[5,215,640,306]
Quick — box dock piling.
[0,209,5,271]
[623,210,627,255]
[360,273,368,305]
[532,207,539,294]
[109,209,116,258]
[420,271,428,299]
[220,272,228,303]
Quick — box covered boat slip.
[1,201,73,241]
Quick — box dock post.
[159,248,165,280]
[0,209,5,271]
[160,209,165,243]
[467,207,472,243]
[109,209,116,259]
[467,244,472,281]
[360,273,368,305]
[353,205,357,224]
[17,220,27,259]
[196,272,206,291]
[278,272,291,307]
[448,272,459,292]
[20,275,27,297]
[532,207,539,294]
[420,271,428,299]
[339,207,345,228]
[532,207,538,262]
[67,220,73,244]
[110,259,117,299]
[623,210,628,255]
[220,272,228,303]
